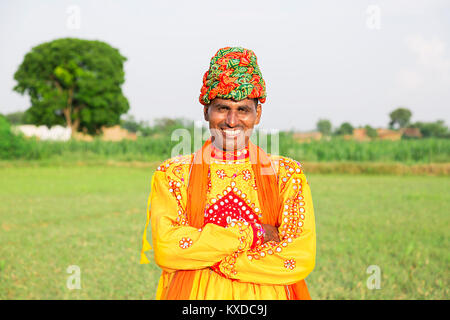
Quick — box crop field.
[3,126,450,164]
[0,164,448,299]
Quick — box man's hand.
[261,224,280,243]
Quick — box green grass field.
[0,165,448,299]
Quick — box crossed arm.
[146,167,315,285]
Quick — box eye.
[238,107,249,113]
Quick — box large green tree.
[389,107,412,129]
[13,38,129,134]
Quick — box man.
[141,47,316,299]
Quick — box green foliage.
[410,120,449,138]
[0,114,30,159]
[2,116,450,163]
[119,115,194,137]
[4,111,26,125]
[120,115,142,133]
[335,122,354,135]
[149,118,195,136]
[389,107,412,129]
[279,134,449,163]
[1,133,449,164]
[317,119,332,136]
[364,125,378,138]
[13,38,129,134]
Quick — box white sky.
[1,0,449,131]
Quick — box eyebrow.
[214,104,252,109]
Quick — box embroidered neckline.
[211,144,250,161]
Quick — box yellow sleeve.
[141,169,257,273]
[216,162,316,285]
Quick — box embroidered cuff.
[225,220,254,252]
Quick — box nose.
[226,109,239,127]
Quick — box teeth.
[223,130,242,137]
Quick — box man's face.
[204,98,262,151]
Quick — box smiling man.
[204,97,261,152]
[141,47,316,300]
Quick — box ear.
[203,106,209,121]
[255,104,262,125]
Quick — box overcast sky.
[1,0,449,131]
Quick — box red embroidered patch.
[204,190,260,227]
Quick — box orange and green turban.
[199,47,267,105]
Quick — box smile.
[222,129,243,138]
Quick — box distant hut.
[101,125,137,141]
[352,128,371,141]
[401,127,422,139]
[376,129,402,141]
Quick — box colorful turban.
[199,47,267,105]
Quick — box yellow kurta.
[141,150,316,299]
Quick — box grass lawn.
[0,165,448,299]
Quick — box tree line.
[3,37,449,139]
[316,107,449,139]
